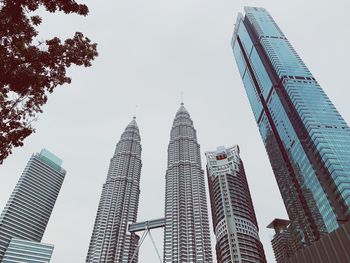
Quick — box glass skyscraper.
[206,145,266,262]
[2,238,54,263]
[232,6,350,247]
[86,118,141,263]
[163,103,213,263]
[0,149,66,261]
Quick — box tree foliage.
[0,0,98,164]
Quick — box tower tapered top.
[127,116,138,129]
[176,102,189,116]
[173,103,192,127]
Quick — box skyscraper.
[0,149,66,261]
[232,6,350,248]
[206,145,266,263]
[86,117,142,263]
[163,103,213,263]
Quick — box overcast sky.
[1,0,350,262]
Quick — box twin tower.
[85,104,213,263]
[85,103,266,262]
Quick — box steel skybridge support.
[128,218,165,262]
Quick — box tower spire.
[133,105,138,119]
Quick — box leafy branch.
[0,0,98,164]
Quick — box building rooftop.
[267,218,291,234]
[39,149,62,167]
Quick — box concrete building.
[206,146,266,263]
[267,219,299,262]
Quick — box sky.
[1,0,350,262]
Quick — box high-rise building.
[232,6,350,249]
[2,238,54,263]
[86,117,142,263]
[267,219,297,262]
[0,149,66,261]
[206,145,266,263]
[163,103,213,263]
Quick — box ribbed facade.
[0,149,65,261]
[267,219,298,262]
[2,238,54,263]
[163,103,213,263]
[206,146,266,263]
[232,6,350,250]
[86,118,141,263]
[271,230,296,262]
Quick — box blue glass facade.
[232,7,350,246]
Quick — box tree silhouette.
[0,0,98,164]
